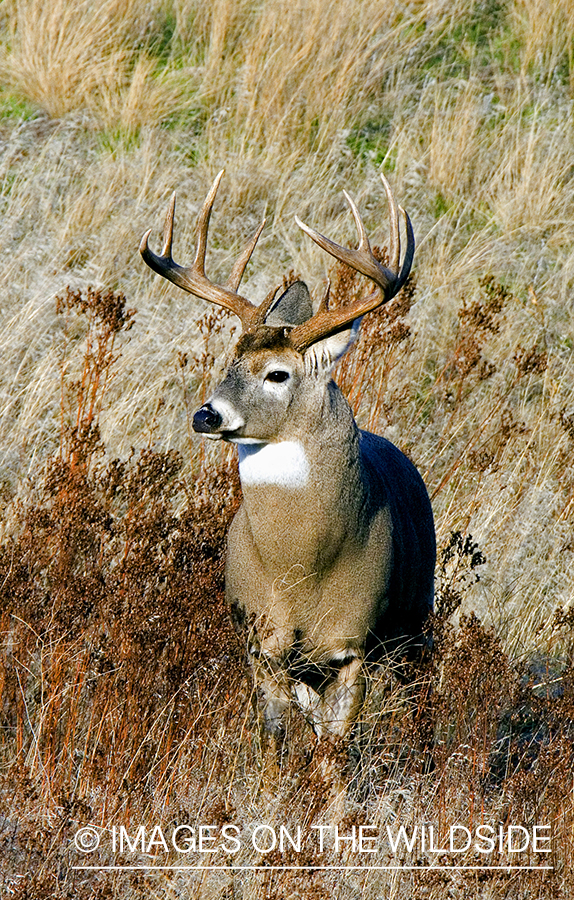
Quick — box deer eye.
[264,370,290,384]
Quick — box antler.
[290,173,414,352]
[140,170,269,330]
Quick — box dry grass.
[1,0,574,897]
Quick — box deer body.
[140,172,435,742]
[210,329,434,737]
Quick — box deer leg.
[290,654,365,739]
[250,653,291,784]
[297,656,365,821]
[317,655,365,739]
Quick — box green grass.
[0,87,38,121]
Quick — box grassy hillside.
[0,1,573,897]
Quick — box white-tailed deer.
[140,171,435,750]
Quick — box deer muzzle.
[193,403,223,435]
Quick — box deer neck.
[236,383,364,569]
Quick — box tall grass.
[1,0,574,896]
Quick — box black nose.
[193,404,223,434]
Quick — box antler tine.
[342,190,371,253]
[161,192,176,257]
[380,172,400,274]
[227,218,266,293]
[290,176,414,353]
[396,206,415,291]
[318,279,331,314]
[140,171,261,329]
[254,285,281,325]
[193,169,224,272]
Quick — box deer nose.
[193,404,223,434]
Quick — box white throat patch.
[238,441,310,488]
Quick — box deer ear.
[264,281,313,326]
[303,317,362,377]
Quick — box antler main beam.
[290,173,414,352]
[140,170,267,330]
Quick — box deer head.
[140,171,414,443]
